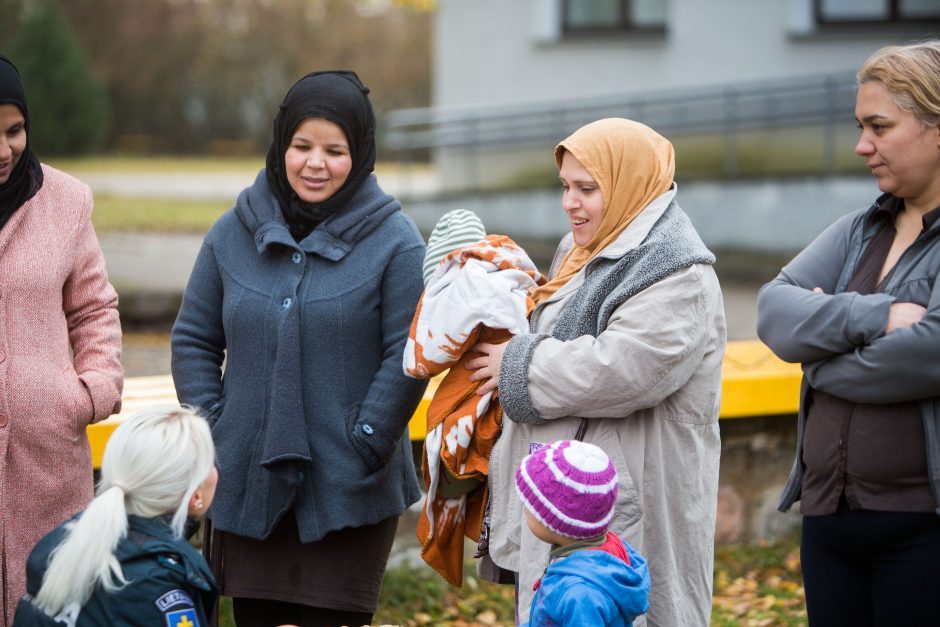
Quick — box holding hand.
[465,341,509,396]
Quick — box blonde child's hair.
[32,407,215,619]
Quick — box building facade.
[390,1,940,190]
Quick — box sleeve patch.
[155,588,194,611]
[164,608,199,627]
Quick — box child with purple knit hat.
[515,440,650,627]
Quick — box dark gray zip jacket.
[757,194,940,515]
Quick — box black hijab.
[265,70,376,240]
[0,55,43,231]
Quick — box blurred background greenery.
[0,0,432,157]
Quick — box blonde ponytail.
[32,407,214,618]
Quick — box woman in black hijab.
[0,55,124,625]
[266,70,378,239]
[0,55,43,227]
[173,71,427,626]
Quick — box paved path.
[102,232,204,293]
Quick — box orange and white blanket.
[404,234,541,586]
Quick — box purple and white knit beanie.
[515,439,618,540]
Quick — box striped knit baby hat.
[422,209,486,285]
[515,440,618,539]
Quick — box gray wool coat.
[171,170,426,541]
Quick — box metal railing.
[383,72,859,189]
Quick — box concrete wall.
[434,0,931,110]
[716,415,802,543]
[402,175,881,272]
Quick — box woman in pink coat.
[0,55,123,625]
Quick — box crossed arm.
[758,212,940,405]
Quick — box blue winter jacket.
[524,541,650,627]
[171,170,426,541]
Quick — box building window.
[561,0,667,34]
[815,0,940,24]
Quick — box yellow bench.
[88,339,802,468]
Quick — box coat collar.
[236,169,400,261]
[867,192,940,233]
[594,183,677,259]
[544,184,678,306]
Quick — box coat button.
[291,252,302,264]
[281,297,293,310]
[362,424,374,435]
[0,415,8,427]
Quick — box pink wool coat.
[0,165,123,625]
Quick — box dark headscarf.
[0,55,43,230]
[265,70,376,240]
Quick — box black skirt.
[208,510,399,613]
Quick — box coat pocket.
[344,402,376,471]
[62,365,94,430]
[594,428,643,527]
[204,395,226,430]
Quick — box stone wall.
[715,414,802,544]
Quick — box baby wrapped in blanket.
[404,209,542,586]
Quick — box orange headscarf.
[530,118,676,305]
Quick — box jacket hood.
[543,543,650,621]
[235,168,401,260]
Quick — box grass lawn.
[47,154,430,177]
[215,535,805,626]
[47,155,252,234]
[91,195,229,233]
[59,149,864,234]
[51,155,436,234]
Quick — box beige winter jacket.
[486,189,726,626]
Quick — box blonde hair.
[858,40,940,127]
[32,407,215,619]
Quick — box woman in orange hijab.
[468,118,727,626]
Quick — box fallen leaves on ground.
[711,536,806,626]
[369,535,808,627]
[375,568,516,627]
